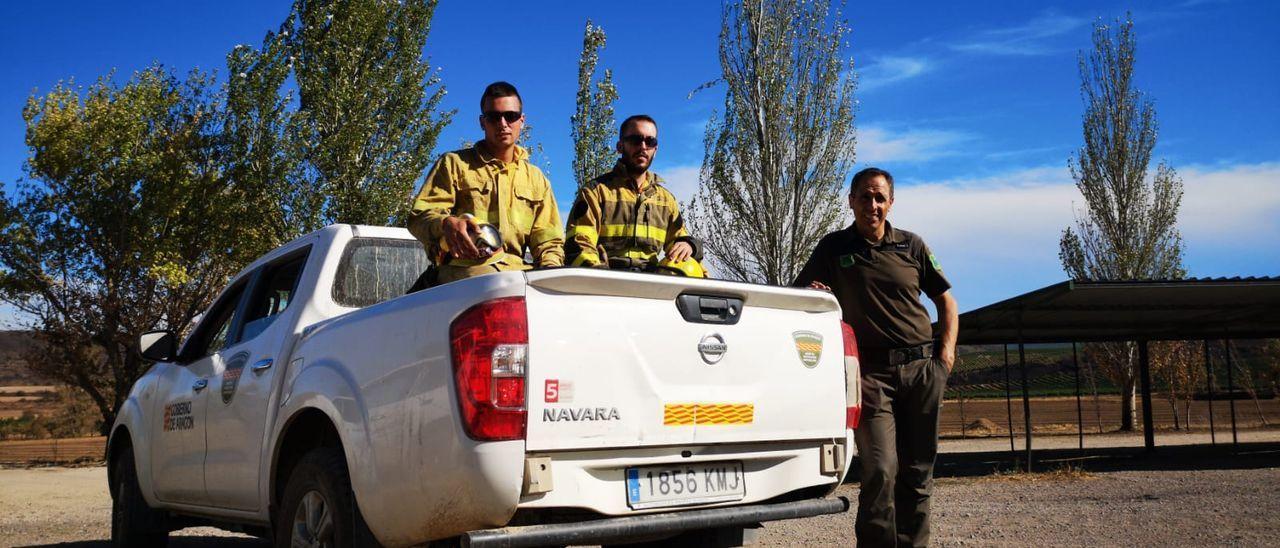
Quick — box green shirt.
[792,221,951,351]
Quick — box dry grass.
[939,462,1096,486]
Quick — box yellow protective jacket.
[565,162,701,269]
[407,143,564,269]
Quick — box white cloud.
[858,125,970,164]
[890,162,1280,308]
[892,166,1077,264]
[858,56,931,92]
[950,13,1088,56]
[1176,162,1280,242]
[660,164,702,205]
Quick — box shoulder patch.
[929,253,943,272]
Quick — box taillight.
[841,321,862,429]
[450,297,528,441]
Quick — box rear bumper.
[461,496,850,547]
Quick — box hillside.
[0,331,49,385]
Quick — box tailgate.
[523,269,847,452]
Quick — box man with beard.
[564,115,701,270]
[408,81,564,284]
[793,167,958,547]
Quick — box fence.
[941,340,1280,446]
[0,436,105,465]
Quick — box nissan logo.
[698,333,727,364]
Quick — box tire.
[111,446,169,548]
[275,447,378,548]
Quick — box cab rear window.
[332,238,431,308]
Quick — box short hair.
[851,167,894,199]
[480,81,522,111]
[620,114,657,135]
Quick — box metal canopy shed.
[955,278,1280,345]
[938,277,1280,467]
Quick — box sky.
[1,0,1278,326]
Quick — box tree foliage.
[1059,16,1184,281]
[225,27,307,244]
[570,19,619,188]
[0,0,457,431]
[688,0,857,285]
[1060,17,1185,431]
[288,0,453,228]
[0,67,275,432]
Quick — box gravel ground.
[756,467,1280,546]
[2,435,1277,547]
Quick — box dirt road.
[3,436,1277,547]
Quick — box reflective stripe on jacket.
[565,162,700,269]
[407,143,564,269]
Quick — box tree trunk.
[1120,377,1136,431]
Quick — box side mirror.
[138,330,177,362]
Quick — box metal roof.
[946,277,1280,344]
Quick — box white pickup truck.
[110,224,861,547]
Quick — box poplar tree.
[287,0,453,228]
[570,19,620,188]
[1059,16,1185,431]
[224,24,308,243]
[688,0,857,284]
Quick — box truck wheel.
[275,447,376,548]
[111,446,169,548]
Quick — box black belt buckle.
[890,343,933,366]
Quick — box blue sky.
[2,0,1278,326]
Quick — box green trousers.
[854,356,949,547]
[436,258,529,285]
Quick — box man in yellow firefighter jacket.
[565,115,702,271]
[407,82,564,284]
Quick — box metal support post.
[1019,340,1033,472]
[1074,342,1083,452]
[1004,344,1014,456]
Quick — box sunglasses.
[621,134,659,148]
[481,110,522,124]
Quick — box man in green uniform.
[408,82,564,284]
[564,114,701,270]
[793,167,959,547]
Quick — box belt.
[862,343,933,367]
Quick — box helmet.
[438,215,502,257]
[656,257,707,278]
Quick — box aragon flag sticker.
[792,331,823,368]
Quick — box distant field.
[0,386,57,395]
[0,385,62,421]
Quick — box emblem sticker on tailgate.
[663,403,754,426]
[792,331,823,368]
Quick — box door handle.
[192,379,208,392]
[252,358,274,373]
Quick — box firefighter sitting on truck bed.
[564,114,704,276]
[407,81,564,285]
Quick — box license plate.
[625,461,745,510]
